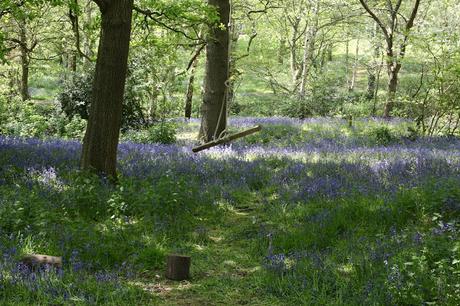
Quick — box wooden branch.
[405,0,421,32]
[358,0,390,41]
[133,5,199,41]
[192,125,262,153]
[398,0,421,59]
[186,43,205,71]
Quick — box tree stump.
[165,254,191,281]
[20,254,62,269]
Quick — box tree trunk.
[366,22,379,100]
[277,37,286,64]
[289,18,300,85]
[367,72,376,100]
[185,57,199,119]
[84,1,96,60]
[69,0,80,72]
[19,20,30,101]
[327,46,333,61]
[349,39,360,92]
[384,62,400,118]
[81,0,133,178]
[345,37,350,91]
[299,1,319,99]
[198,0,230,143]
[227,21,239,110]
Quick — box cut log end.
[165,254,191,281]
[20,254,62,269]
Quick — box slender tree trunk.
[84,1,95,60]
[289,18,300,84]
[81,0,133,178]
[19,20,30,101]
[277,37,286,64]
[69,0,80,72]
[185,57,198,119]
[198,0,230,142]
[299,1,319,99]
[327,45,333,61]
[366,22,379,100]
[384,61,401,118]
[227,20,239,109]
[349,39,360,92]
[345,37,350,90]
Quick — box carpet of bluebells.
[1,117,459,304]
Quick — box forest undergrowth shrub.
[0,95,86,139]
[367,125,396,146]
[57,71,146,131]
[122,121,177,144]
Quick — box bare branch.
[358,0,390,40]
[133,5,200,41]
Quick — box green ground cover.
[0,118,459,305]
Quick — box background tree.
[358,0,421,117]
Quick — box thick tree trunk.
[198,0,230,142]
[81,0,133,178]
[19,20,30,101]
[185,57,198,119]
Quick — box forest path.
[138,204,280,305]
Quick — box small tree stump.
[21,254,62,269]
[165,254,191,281]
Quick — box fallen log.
[21,254,62,268]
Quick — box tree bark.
[298,1,319,99]
[384,62,401,117]
[198,0,230,142]
[349,39,360,92]
[81,0,133,178]
[185,57,199,119]
[366,22,379,100]
[358,0,421,117]
[277,37,285,64]
[69,0,80,72]
[19,19,30,101]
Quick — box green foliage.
[57,70,146,131]
[0,95,86,139]
[367,126,396,146]
[123,121,177,144]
